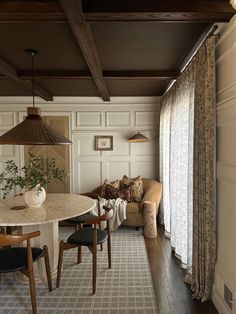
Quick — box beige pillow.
[121,175,143,202]
[101,179,120,197]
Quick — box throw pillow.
[105,184,131,202]
[101,179,120,197]
[121,175,143,202]
[119,184,131,202]
[105,184,124,200]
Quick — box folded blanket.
[92,197,127,231]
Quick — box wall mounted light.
[128,132,150,143]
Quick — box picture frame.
[95,136,113,151]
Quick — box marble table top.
[0,193,96,226]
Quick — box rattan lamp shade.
[0,49,72,146]
[128,132,150,143]
[0,107,72,145]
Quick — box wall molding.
[217,176,236,186]
[216,95,236,110]
[212,288,231,314]
[216,38,236,65]
[217,160,236,167]
[217,81,236,97]
[216,14,236,48]
[0,96,161,106]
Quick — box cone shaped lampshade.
[0,107,72,145]
[0,49,72,145]
[128,132,150,143]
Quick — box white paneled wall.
[213,16,236,314]
[0,97,160,195]
[72,100,159,193]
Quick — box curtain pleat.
[191,37,216,302]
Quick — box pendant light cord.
[31,52,35,108]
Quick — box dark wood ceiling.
[0,0,234,101]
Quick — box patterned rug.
[0,226,157,313]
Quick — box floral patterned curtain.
[159,37,216,301]
[190,37,216,302]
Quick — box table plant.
[0,152,64,207]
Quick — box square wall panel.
[78,161,102,193]
[107,133,130,156]
[0,112,15,130]
[135,138,156,157]
[135,111,157,127]
[0,145,15,157]
[106,112,131,127]
[76,112,102,127]
[107,162,130,180]
[135,161,157,179]
[76,135,100,156]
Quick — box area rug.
[0,226,158,313]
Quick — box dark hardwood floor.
[144,225,218,314]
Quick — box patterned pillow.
[101,179,120,197]
[121,175,143,202]
[105,184,131,202]
[119,184,131,202]
[105,185,124,200]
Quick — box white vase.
[23,186,46,208]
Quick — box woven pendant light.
[128,132,150,143]
[0,49,72,145]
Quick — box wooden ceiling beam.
[59,0,110,101]
[0,0,234,23]
[10,70,180,80]
[0,57,53,101]
[83,0,235,22]
[104,70,180,80]
[0,0,65,22]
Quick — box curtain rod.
[163,24,219,97]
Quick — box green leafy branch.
[0,153,64,198]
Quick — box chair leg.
[77,245,82,264]
[107,234,111,269]
[56,240,65,288]
[28,261,37,314]
[98,221,103,251]
[92,245,97,295]
[43,245,52,292]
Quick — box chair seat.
[67,228,108,246]
[0,247,43,272]
[66,212,97,224]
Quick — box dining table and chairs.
[0,193,98,313]
[0,193,96,282]
[0,193,114,313]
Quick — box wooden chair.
[65,193,101,231]
[65,194,103,250]
[0,231,52,314]
[56,206,113,294]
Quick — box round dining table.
[0,193,96,282]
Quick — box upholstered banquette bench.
[82,178,162,228]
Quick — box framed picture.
[95,136,113,151]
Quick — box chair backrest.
[85,206,113,224]
[0,231,40,247]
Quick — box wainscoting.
[214,15,236,314]
[0,96,160,195]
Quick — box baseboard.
[212,287,232,314]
